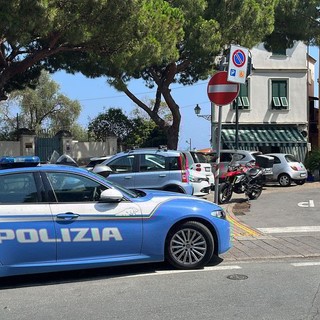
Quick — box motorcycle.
[218,161,265,204]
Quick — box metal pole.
[214,105,223,204]
[211,102,217,151]
[318,46,320,148]
[235,99,239,150]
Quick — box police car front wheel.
[165,221,214,269]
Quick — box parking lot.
[207,182,320,262]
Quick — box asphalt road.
[1,259,320,320]
[237,182,320,232]
[1,183,320,320]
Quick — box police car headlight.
[211,210,226,219]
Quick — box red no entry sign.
[207,71,239,105]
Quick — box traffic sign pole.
[214,106,223,204]
[207,71,239,204]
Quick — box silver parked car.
[265,153,307,186]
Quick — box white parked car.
[188,170,211,197]
[181,151,214,191]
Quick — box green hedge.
[305,149,320,172]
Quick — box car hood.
[131,188,220,209]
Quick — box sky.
[51,46,320,151]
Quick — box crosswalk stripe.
[292,262,320,267]
[257,226,320,233]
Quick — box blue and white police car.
[0,156,231,278]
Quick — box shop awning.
[221,125,307,148]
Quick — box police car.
[0,156,231,278]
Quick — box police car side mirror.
[99,189,123,203]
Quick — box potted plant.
[305,149,320,181]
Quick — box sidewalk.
[206,184,320,262]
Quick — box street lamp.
[194,104,217,150]
[194,104,211,121]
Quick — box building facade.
[214,41,315,162]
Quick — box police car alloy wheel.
[166,221,214,269]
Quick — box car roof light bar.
[0,156,40,168]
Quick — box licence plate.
[300,173,306,177]
[205,167,210,172]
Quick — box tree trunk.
[166,125,179,150]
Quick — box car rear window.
[191,152,209,163]
[285,155,299,163]
[168,154,186,171]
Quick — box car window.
[271,156,281,164]
[191,152,208,163]
[0,172,38,203]
[168,155,183,171]
[139,154,165,172]
[231,153,245,162]
[285,155,298,163]
[46,172,107,202]
[107,155,135,174]
[86,159,104,168]
[220,153,233,162]
[183,152,194,166]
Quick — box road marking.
[257,226,320,234]
[122,265,242,278]
[292,262,320,267]
[227,215,262,237]
[298,200,315,208]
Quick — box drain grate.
[226,274,248,280]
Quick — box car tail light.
[290,165,298,171]
[178,155,188,182]
[195,163,201,172]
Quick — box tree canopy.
[0,71,81,137]
[49,0,281,148]
[1,1,319,149]
[0,0,184,99]
[88,107,161,148]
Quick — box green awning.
[221,125,307,148]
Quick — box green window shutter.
[280,97,288,109]
[236,83,249,110]
[272,80,287,109]
[272,97,281,108]
[239,83,248,97]
[241,97,250,109]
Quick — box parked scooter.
[219,161,265,204]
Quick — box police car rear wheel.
[166,221,214,269]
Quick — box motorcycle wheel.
[247,185,262,200]
[219,183,233,204]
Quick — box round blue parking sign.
[232,49,246,67]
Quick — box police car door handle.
[57,213,80,220]
[124,176,132,179]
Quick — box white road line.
[257,226,320,234]
[156,265,242,275]
[292,262,320,267]
[122,265,242,278]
